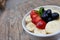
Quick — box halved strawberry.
[31,14,38,19]
[36,20,46,29]
[32,16,41,25]
[30,10,42,24]
[30,10,38,19]
[30,10,36,15]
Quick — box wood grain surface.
[0,0,60,40]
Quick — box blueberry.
[52,13,59,20]
[41,13,48,19]
[43,10,47,14]
[46,17,53,22]
[46,9,52,16]
[41,13,49,22]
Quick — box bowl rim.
[22,5,60,37]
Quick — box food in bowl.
[25,7,60,34]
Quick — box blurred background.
[0,0,60,40]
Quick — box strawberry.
[30,10,38,19]
[30,9,46,29]
[30,10,41,24]
[36,20,46,29]
[31,14,38,19]
[32,16,41,25]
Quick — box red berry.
[30,10,38,15]
[30,10,38,19]
[30,10,42,25]
[36,20,46,29]
[31,14,38,19]
[32,16,41,25]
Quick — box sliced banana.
[26,22,36,31]
[45,20,60,34]
[25,15,32,24]
[34,28,46,34]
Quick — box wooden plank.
[7,10,20,40]
[0,9,22,40]
[0,10,9,40]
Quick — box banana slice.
[26,22,36,31]
[45,20,60,34]
[34,28,46,34]
[25,15,32,23]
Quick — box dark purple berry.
[52,13,59,20]
[46,17,53,22]
[41,13,49,22]
[46,9,52,16]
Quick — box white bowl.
[22,5,60,37]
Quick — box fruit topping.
[39,7,44,16]
[46,9,52,16]
[41,13,49,22]
[26,22,36,31]
[25,15,32,23]
[52,12,59,20]
[30,10,38,19]
[43,10,47,14]
[30,10,41,25]
[32,15,41,25]
[42,13,49,18]
[45,20,60,34]
[29,7,59,30]
[36,20,46,29]
[46,17,53,22]
[34,28,46,34]
[41,9,59,23]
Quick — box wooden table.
[0,0,60,40]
